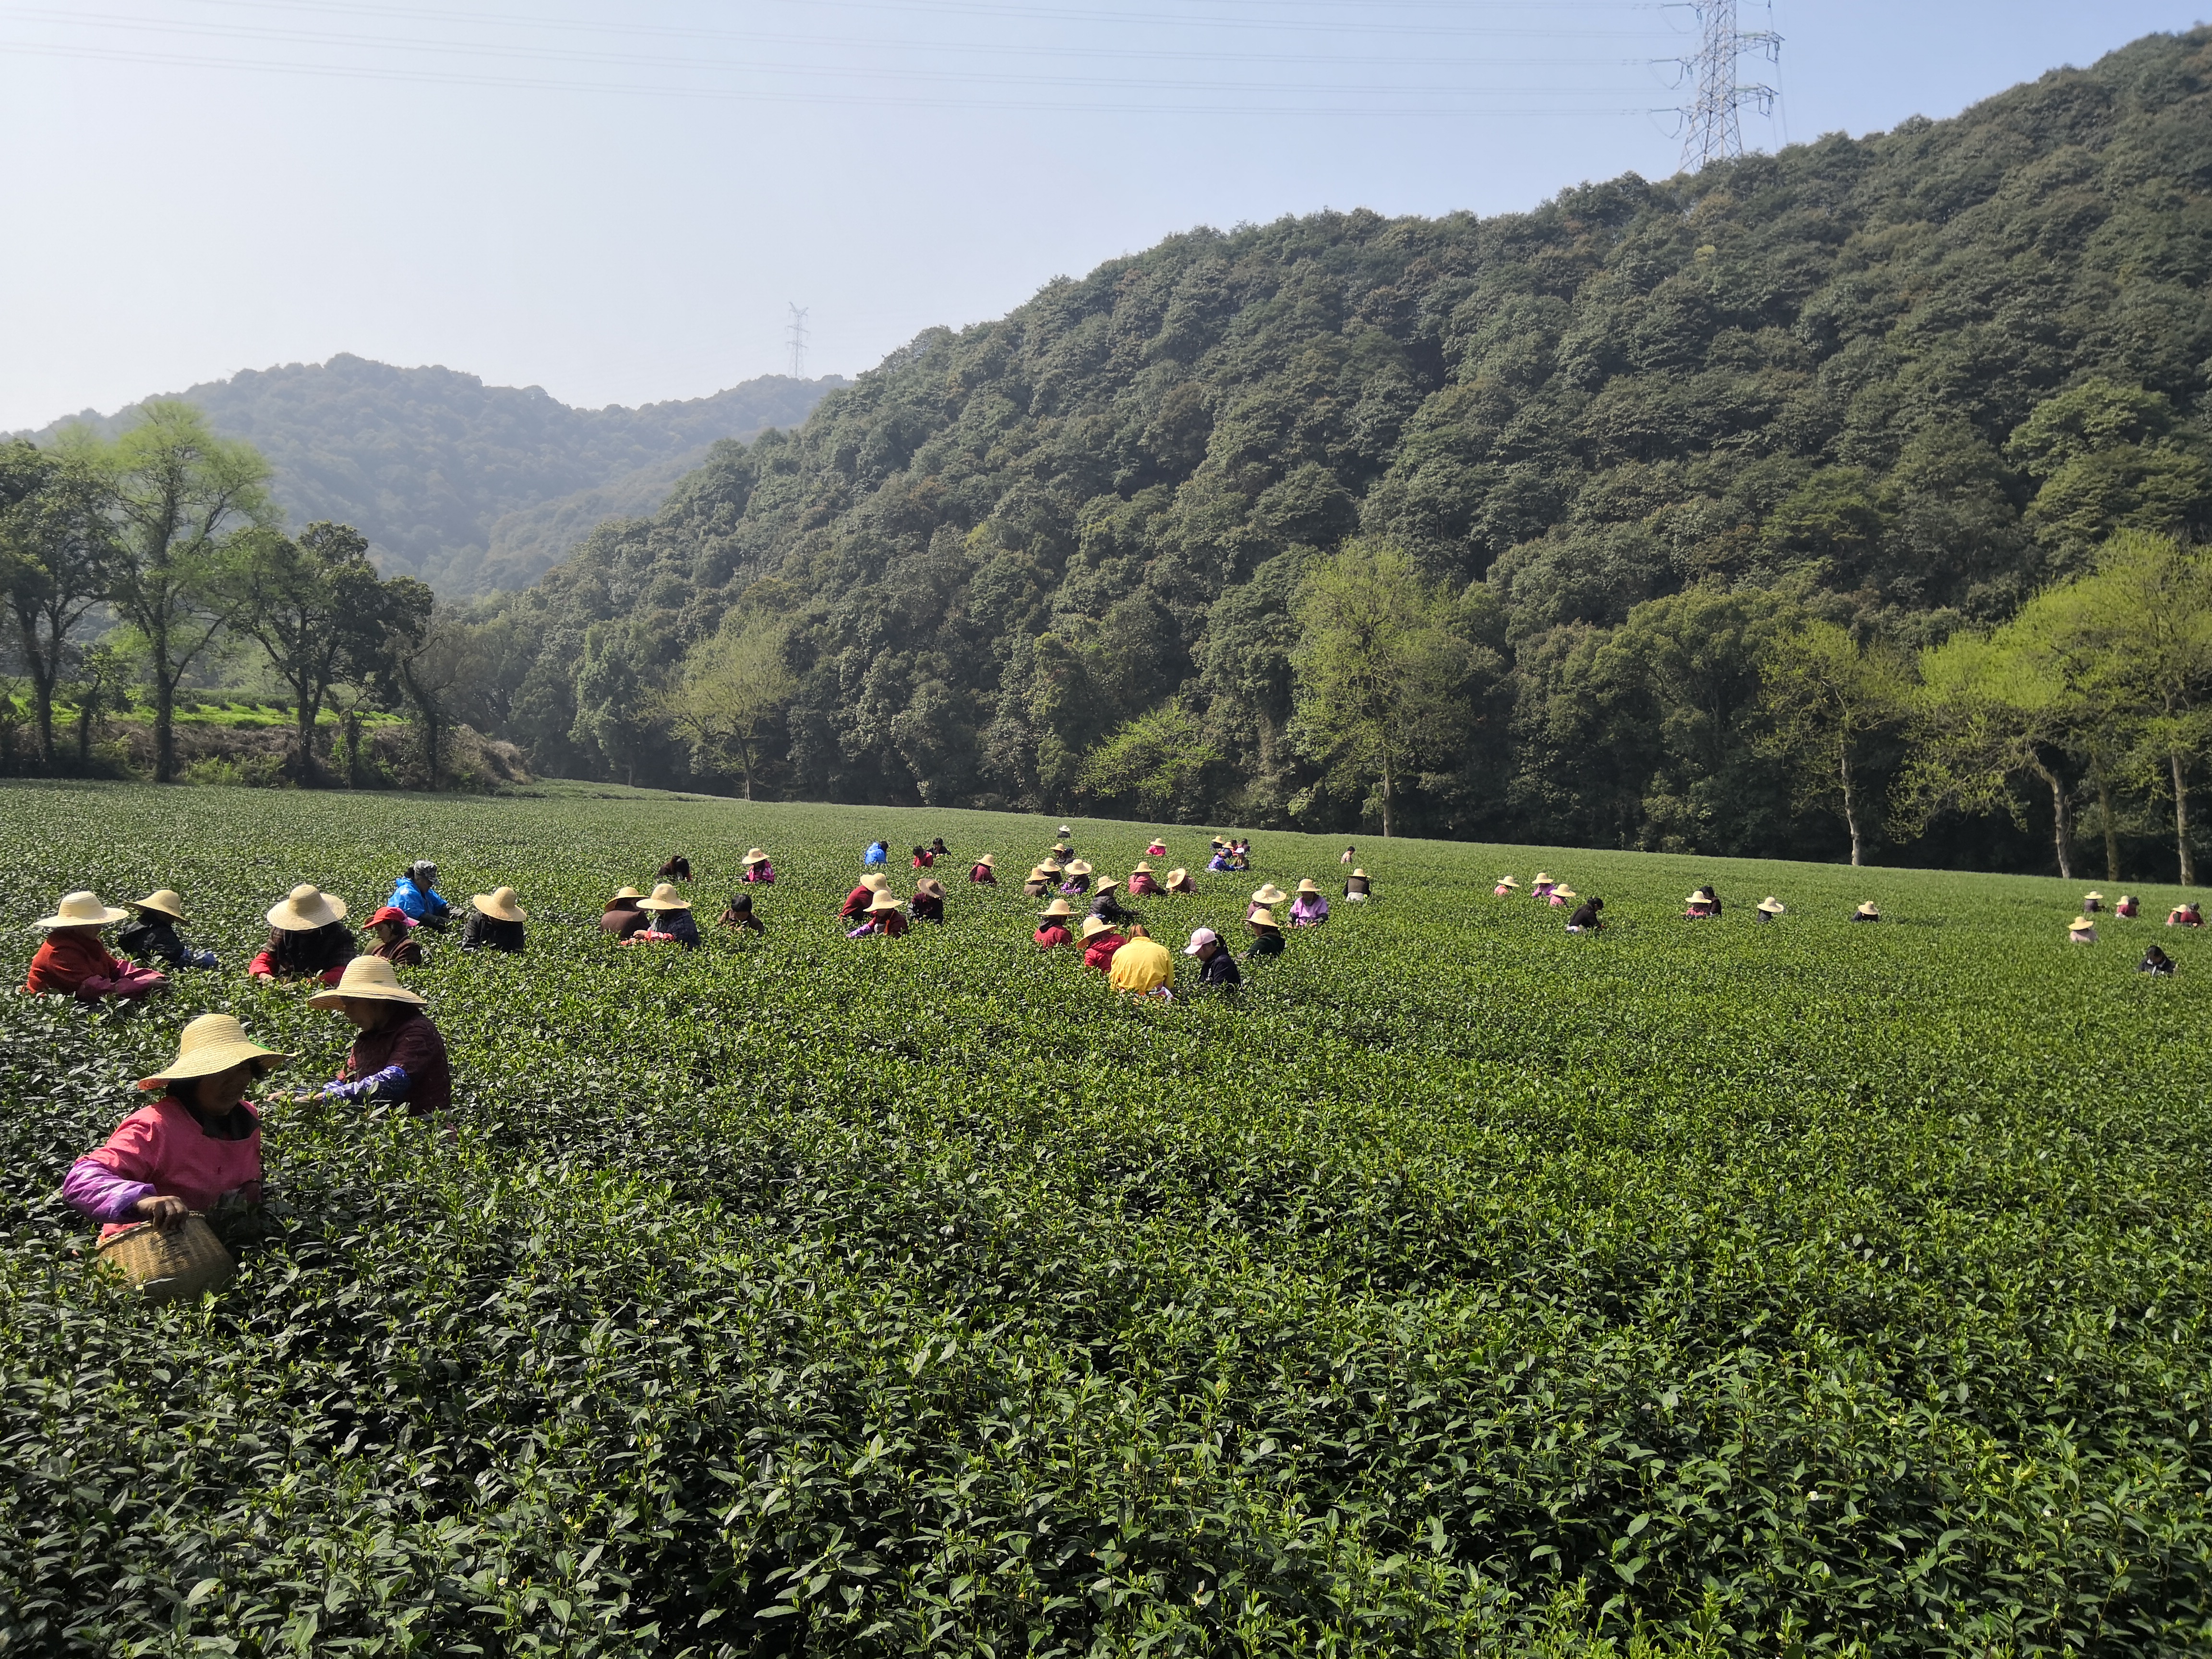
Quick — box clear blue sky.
[1,1,2203,430]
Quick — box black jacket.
[1197,949,1241,986]
[1242,929,1285,960]
[461,913,527,953]
[117,914,193,967]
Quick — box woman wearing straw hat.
[1850,901,1881,923]
[2116,894,2142,918]
[1059,860,1095,897]
[1243,906,1286,960]
[461,888,528,953]
[840,871,889,920]
[628,884,700,950]
[1034,896,1077,950]
[1530,872,1556,900]
[968,854,998,886]
[1289,878,1330,927]
[116,890,219,971]
[1492,875,1519,898]
[61,1014,285,1239]
[1207,842,1234,873]
[850,889,910,938]
[1145,836,1167,859]
[306,957,452,1118]
[249,885,356,985]
[1163,867,1196,895]
[2067,914,2097,944]
[1548,884,1579,910]
[1345,868,1373,903]
[2082,891,2104,916]
[600,886,649,939]
[1127,861,1163,898]
[1248,882,1288,923]
[1683,886,1718,920]
[1754,897,1786,924]
[1079,915,1127,972]
[2169,901,2204,927]
[741,849,776,885]
[24,890,169,1002]
[365,906,427,966]
[1020,864,1053,900]
[911,878,949,925]
[1108,931,1174,998]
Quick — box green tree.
[0,440,120,770]
[2006,381,2212,570]
[1076,705,1224,820]
[62,644,134,768]
[222,520,394,782]
[657,612,796,801]
[1757,621,1914,866]
[69,404,275,783]
[1289,540,1484,837]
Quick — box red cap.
[369,905,416,928]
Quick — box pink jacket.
[62,1095,264,1240]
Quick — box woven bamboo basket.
[96,1214,235,1305]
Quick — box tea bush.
[0,780,2206,1656]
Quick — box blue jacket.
[388,875,450,924]
[863,842,890,867]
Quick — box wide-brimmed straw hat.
[1685,891,1712,905]
[1352,868,1368,879]
[1533,872,1554,884]
[1050,842,1071,855]
[1553,887,1579,900]
[1757,896,1785,914]
[135,1013,290,1090]
[1297,878,1320,895]
[1251,883,1288,905]
[1133,861,1153,874]
[307,955,428,1009]
[742,848,770,865]
[1855,901,1880,918]
[610,886,644,901]
[638,882,691,912]
[266,883,346,931]
[1039,860,1064,876]
[35,890,130,930]
[1039,897,1074,918]
[472,887,527,922]
[1058,824,1073,836]
[1247,907,1278,929]
[1064,859,1094,877]
[976,854,995,868]
[915,878,946,899]
[1080,915,1117,940]
[132,889,187,921]
[1496,876,1520,889]
[1165,868,1188,886]
[862,873,891,892]
[2069,916,2095,931]
[867,890,903,913]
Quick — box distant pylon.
[1680,0,1780,172]
[786,304,811,378]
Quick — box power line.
[1677,0,1779,171]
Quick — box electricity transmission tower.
[786,303,811,378]
[1680,0,1781,172]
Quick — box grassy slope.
[0,781,2205,1655]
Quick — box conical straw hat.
[132,889,186,920]
[1039,897,1074,918]
[1855,902,1880,917]
[637,882,691,911]
[307,954,428,1009]
[472,887,527,922]
[1132,861,1153,873]
[36,890,130,929]
[1496,876,1519,888]
[266,884,346,931]
[1756,896,1785,914]
[135,1014,290,1090]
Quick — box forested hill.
[23,357,843,595]
[461,28,2212,868]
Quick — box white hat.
[1183,927,1219,955]
[35,890,130,929]
[266,883,347,931]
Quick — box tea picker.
[63,1014,287,1303]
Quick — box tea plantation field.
[1,780,2207,1657]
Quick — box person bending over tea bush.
[629,884,699,949]
[719,893,765,934]
[911,879,948,924]
[116,890,218,970]
[63,1014,284,1236]
[600,886,649,938]
[460,888,527,953]
[365,906,425,966]
[657,854,693,882]
[250,886,355,986]
[306,957,452,1118]
[1567,896,1605,934]
[1079,916,1126,972]
[1184,927,1241,987]
[1034,898,1075,949]
[850,890,909,938]
[386,860,450,931]
[1244,907,1285,960]
[1109,932,1174,999]
[969,854,998,885]
[25,891,169,1002]
[740,849,775,884]
[1289,879,1329,926]
[840,873,889,919]
[2140,945,2177,975]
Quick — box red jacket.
[912,852,935,868]
[1127,874,1162,896]
[1034,924,1072,949]
[1082,934,1126,972]
[248,951,347,985]
[25,931,166,1001]
[857,911,910,938]
[969,864,996,884]
[840,885,872,920]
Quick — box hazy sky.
[2,1,2202,430]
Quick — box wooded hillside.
[24,358,842,596]
[436,31,2212,869]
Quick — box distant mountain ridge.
[21,355,844,595]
